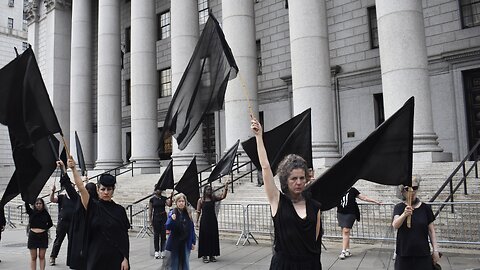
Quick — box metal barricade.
[243,204,272,246]
[215,203,246,245]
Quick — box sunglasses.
[403,186,419,191]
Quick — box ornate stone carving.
[44,0,71,13]
[25,0,40,24]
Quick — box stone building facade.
[1,0,479,177]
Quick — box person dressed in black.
[251,117,322,270]
[67,157,130,270]
[337,187,381,259]
[49,172,77,266]
[26,198,53,270]
[148,185,173,259]
[392,176,440,270]
[196,182,228,263]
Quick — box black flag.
[0,134,59,206]
[174,157,200,209]
[208,140,240,182]
[160,13,238,150]
[242,109,312,175]
[156,160,174,190]
[75,131,87,176]
[305,97,414,211]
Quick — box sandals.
[209,256,217,262]
[203,256,209,263]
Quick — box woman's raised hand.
[250,116,262,136]
[67,157,76,169]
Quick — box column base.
[312,141,341,168]
[313,157,340,168]
[130,158,160,174]
[94,160,124,171]
[413,151,453,163]
[171,152,209,174]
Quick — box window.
[159,128,172,160]
[373,93,385,127]
[159,68,172,98]
[157,11,171,40]
[125,79,131,106]
[8,0,14,7]
[22,42,28,51]
[368,6,378,49]
[125,27,131,53]
[460,0,480,28]
[8,18,13,29]
[198,0,209,25]
[256,40,262,75]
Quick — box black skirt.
[28,230,48,249]
[337,213,356,228]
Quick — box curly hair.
[276,154,309,194]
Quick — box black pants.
[153,217,167,252]
[50,220,70,258]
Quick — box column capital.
[25,0,40,25]
[44,0,71,13]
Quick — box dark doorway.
[463,68,480,156]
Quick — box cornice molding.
[25,0,40,25]
[44,0,71,13]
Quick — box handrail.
[87,160,136,182]
[429,139,480,217]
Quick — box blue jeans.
[169,244,190,270]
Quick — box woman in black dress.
[392,176,440,270]
[25,198,53,270]
[148,185,172,259]
[250,117,322,270]
[196,182,228,263]
[68,158,130,270]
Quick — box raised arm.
[50,183,58,203]
[67,157,90,210]
[216,181,229,201]
[251,117,280,214]
[166,191,174,207]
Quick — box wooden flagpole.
[238,72,255,118]
[406,186,412,228]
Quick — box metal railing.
[4,201,480,245]
[429,140,480,217]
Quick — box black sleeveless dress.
[198,200,220,258]
[270,193,322,270]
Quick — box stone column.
[170,0,208,171]
[44,0,72,146]
[130,0,160,173]
[222,0,259,163]
[25,0,40,51]
[288,0,340,167]
[376,0,451,162]
[70,0,94,170]
[95,0,123,169]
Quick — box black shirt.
[337,187,360,214]
[393,202,435,256]
[26,204,53,230]
[149,195,168,219]
[57,194,76,223]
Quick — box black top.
[26,204,53,230]
[271,193,321,269]
[57,194,76,223]
[393,202,435,257]
[149,195,167,220]
[86,198,130,270]
[337,187,360,214]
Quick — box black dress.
[270,193,321,270]
[198,200,220,258]
[86,198,130,270]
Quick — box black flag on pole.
[174,157,200,209]
[156,160,174,190]
[75,131,87,176]
[160,13,238,150]
[242,109,312,175]
[208,140,240,183]
[305,97,414,211]
[0,47,63,209]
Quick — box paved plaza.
[1,227,479,269]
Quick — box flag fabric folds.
[305,97,414,211]
[174,157,200,209]
[242,109,313,175]
[75,131,87,176]
[208,140,240,182]
[160,13,238,150]
[156,160,174,190]
[0,47,62,209]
